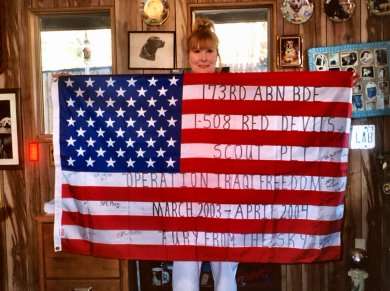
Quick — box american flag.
[53,72,352,262]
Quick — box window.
[35,11,112,135]
[192,8,270,72]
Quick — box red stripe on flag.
[181,129,350,147]
[180,159,348,177]
[61,239,342,263]
[182,100,352,117]
[62,185,345,206]
[62,211,343,235]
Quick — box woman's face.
[189,46,218,73]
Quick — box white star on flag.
[76,108,85,117]
[85,78,95,87]
[106,158,116,167]
[95,107,105,117]
[96,147,106,157]
[137,87,147,96]
[169,76,179,86]
[105,97,115,107]
[85,157,95,167]
[168,96,178,106]
[75,88,85,97]
[127,77,137,87]
[64,78,74,87]
[148,77,158,86]
[116,87,126,97]
[105,77,116,87]
[166,157,176,167]
[126,97,136,107]
[158,86,168,96]
[66,136,76,146]
[66,117,76,126]
[66,98,75,107]
[67,157,75,166]
[95,87,105,97]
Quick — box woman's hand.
[51,71,71,81]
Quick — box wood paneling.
[0,0,389,290]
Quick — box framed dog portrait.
[277,35,303,68]
[0,89,22,168]
[308,41,390,118]
[128,31,175,69]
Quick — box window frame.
[187,1,277,72]
[28,8,116,141]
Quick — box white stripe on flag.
[183,85,352,103]
[62,198,344,221]
[180,144,349,162]
[62,225,341,249]
[62,171,348,192]
[181,114,351,133]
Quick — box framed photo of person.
[128,31,175,70]
[277,35,303,68]
[0,89,22,168]
[308,41,390,118]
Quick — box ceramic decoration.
[281,0,314,24]
[324,0,356,22]
[143,0,169,26]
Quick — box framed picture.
[128,31,175,69]
[277,35,303,68]
[308,41,390,118]
[368,0,390,15]
[0,89,22,168]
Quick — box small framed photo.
[375,49,388,65]
[340,51,358,67]
[368,0,390,15]
[277,35,303,68]
[0,89,22,168]
[128,31,175,70]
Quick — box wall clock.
[143,0,169,26]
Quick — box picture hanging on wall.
[368,0,390,15]
[0,89,22,168]
[128,31,175,70]
[307,41,390,118]
[277,35,303,68]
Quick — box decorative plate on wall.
[143,0,169,26]
[324,0,356,22]
[281,0,314,24]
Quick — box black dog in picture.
[139,36,165,61]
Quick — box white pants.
[172,261,238,291]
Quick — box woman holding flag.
[171,17,239,291]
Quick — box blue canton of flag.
[58,74,183,172]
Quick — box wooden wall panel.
[0,0,389,291]
[115,0,143,73]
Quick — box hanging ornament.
[82,32,91,63]
[281,0,314,24]
[324,0,356,22]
